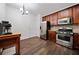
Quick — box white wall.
[0,4,41,55]
[0,3,6,22]
[0,3,8,55]
[5,4,41,40]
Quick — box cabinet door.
[45,16,50,21]
[48,31,51,41]
[58,8,72,19]
[74,33,79,49]
[42,17,46,21]
[73,4,79,24]
[48,31,56,42]
[49,13,58,25]
[42,16,50,21]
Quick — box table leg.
[16,37,20,55]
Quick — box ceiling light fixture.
[20,4,29,15]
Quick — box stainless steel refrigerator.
[40,21,50,40]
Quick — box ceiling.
[6,3,77,16]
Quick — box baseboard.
[21,36,40,40]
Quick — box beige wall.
[51,25,79,33]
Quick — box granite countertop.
[49,30,79,34]
[48,30,56,32]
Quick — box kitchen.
[0,3,79,55]
[41,4,79,49]
[0,1,79,59]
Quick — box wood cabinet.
[58,8,72,19]
[49,13,58,25]
[73,33,79,49]
[45,16,50,21]
[42,15,50,21]
[42,4,79,24]
[42,17,46,21]
[48,30,56,42]
[73,4,79,24]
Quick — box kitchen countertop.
[48,29,57,31]
[48,30,56,32]
[48,30,57,34]
[49,29,79,34]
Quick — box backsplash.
[51,25,79,33]
[73,25,79,33]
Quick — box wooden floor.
[20,37,79,55]
[40,34,46,39]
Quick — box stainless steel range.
[56,28,73,48]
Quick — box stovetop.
[57,29,73,35]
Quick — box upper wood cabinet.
[73,4,79,24]
[45,16,50,21]
[49,13,58,25]
[42,15,50,21]
[58,8,72,19]
[42,4,79,24]
[42,17,46,21]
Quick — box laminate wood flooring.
[20,37,79,55]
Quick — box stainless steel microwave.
[58,17,72,25]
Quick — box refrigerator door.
[40,21,47,39]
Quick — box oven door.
[56,34,73,48]
[58,34,70,42]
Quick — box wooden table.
[0,33,21,55]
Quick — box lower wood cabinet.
[73,33,79,49]
[48,30,56,42]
